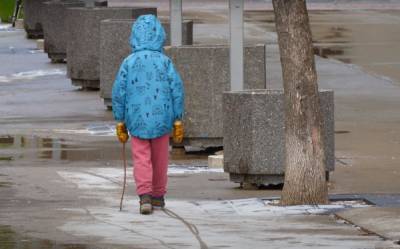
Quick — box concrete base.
[25,29,44,39]
[15,19,24,29]
[223,89,334,185]
[71,79,100,90]
[230,173,284,186]
[36,39,44,50]
[100,19,193,103]
[66,7,157,89]
[181,137,223,149]
[208,154,223,168]
[49,54,68,64]
[165,45,266,148]
[230,172,331,186]
[94,0,108,6]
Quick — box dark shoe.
[152,196,165,208]
[139,194,153,215]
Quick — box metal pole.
[229,0,244,91]
[170,0,182,46]
[11,0,22,27]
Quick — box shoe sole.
[151,200,165,208]
[140,203,153,215]
[152,205,165,210]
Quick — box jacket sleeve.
[168,60,185,120]
[112,59,129,122]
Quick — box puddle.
[0,225,90,249]
[0,135,120,162]
[0,135,210,165]
[0,181,12,188]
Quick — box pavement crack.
[81,170,121,185]
[82,208,175,249]
[163,208,209,249]
[335,157,350,166]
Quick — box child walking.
[112,14,184,215]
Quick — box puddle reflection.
[0,135,210,164]
[0,135,119,162]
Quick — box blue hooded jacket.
[112,15,184,139]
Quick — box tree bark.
[272,0,328,205]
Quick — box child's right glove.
[172,120,184,144]
[116,122,129,143]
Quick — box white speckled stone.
[66,7,157,89]
[223,89,334,184]
[100,19,193,105]
[164,45,267,147]
[42,1,86,62]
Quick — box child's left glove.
[172,120,184,144]
[116,122,129,143]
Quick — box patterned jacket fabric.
[112,15,184,139]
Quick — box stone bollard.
[43,1,86,63]
[223,89,335,185]
[165,45,266,148]
[100,19,193,108]
[23,0,47,39]
[66,7,157,89]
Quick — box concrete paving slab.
[336,207,400,241]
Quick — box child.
[112,14,184,215]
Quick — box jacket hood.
[130,14,166,53]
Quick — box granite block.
[223,89,334,184]
[66,7,157,89]
[23,0,47,39]
[42,1,85,62]
[165,45,266,147]
[100,19,193,105]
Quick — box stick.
[119,142,127,211]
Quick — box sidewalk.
[337,207,400,243]
[1,7,400,249]
[1,165,399,249]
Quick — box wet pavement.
[0,134,210,166]
[0,225,91,249]
[2,1,400,248]
[252,10,400,87]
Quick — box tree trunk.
[272,0,328,205]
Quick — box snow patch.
[0,69,66,83]
[169,165,223,174]
[56,167,376,248]
[59,198,375,248]
[58,166,224,190]
[0,24,12,31]
[58,167,369,216]
[58,171,120,190]
[54,124,115,136]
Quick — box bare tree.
[272,0,328,205]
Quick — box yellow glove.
[116,122,129,143]
[172,120,184,144]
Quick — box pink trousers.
[131,134,169,197]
